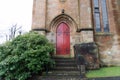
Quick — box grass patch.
[86,66,120,78]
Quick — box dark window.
[101,0,109,32]
[93,0,99,7]
[93,0,109,32]
[93,0,101,32]
[94,7,99,13]
[95,13,101,32]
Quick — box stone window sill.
[95,32,113,36]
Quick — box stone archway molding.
[49,13,78,32]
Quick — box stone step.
[56,62,76,67]
[54,59,75,62]
[54,58,75,63]
[28,73,86,80]
[53,66,78,71]
[54,58,76,67]
[40,75,87,80]
[42,71,80,76]
[39,57,87,80]
[55,61,75,64]
[53,57,74,59]
[29,57,86,80]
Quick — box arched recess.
[49,14,78,32]
[48,13,78,56]
[56,22,70,55]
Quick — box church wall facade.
[94,0,120,66]
[32,0,120,66]
[32,0,46,30]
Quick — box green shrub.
[0,31,54,80]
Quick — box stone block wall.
[94,0,120,66]
[32,0,120,66]
[32,0,46,30]
[32,0,93,31]
[80,0,92,28]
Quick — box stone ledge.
[32,28,49,32]
[95,32,114,36]
[77,28,93,32]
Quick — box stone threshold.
[52,55,73,58]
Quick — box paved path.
[88,76,120,80]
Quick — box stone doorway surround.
[47,13,78,57]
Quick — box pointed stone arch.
[49,14,78,32]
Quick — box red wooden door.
[56,23,70,55]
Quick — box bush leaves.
[0,31,54,80]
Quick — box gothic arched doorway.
[56,22,70,55]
